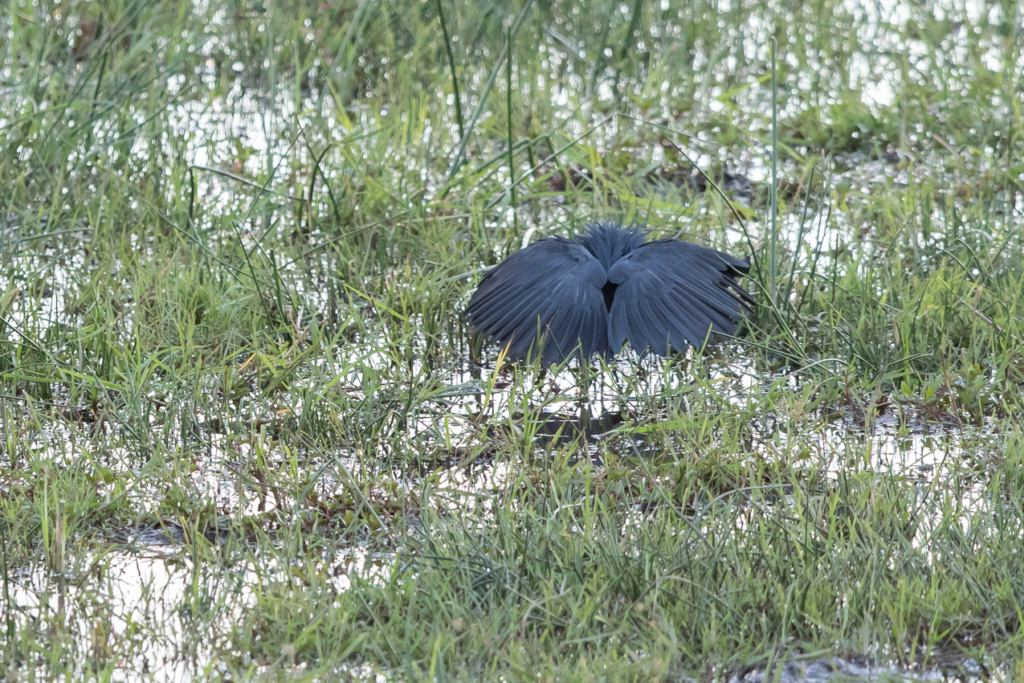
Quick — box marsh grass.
[1,0,1024,679]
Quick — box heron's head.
[576,221,646,271]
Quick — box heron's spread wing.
[466,237,610,364]
[606,240,752,356]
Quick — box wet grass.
[2,0,1024,679]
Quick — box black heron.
[466,221,752,365]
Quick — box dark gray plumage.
[466,221,752,365]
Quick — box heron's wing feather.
[466,238,610,363]
[551,305,590,365]
[607,240,751,356]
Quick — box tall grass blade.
[769,38,779,307]
[442,0,536,190]
[436,0,465,142]
[506,24,518,235]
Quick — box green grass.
[2,0,1024,679]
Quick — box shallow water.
[728,656,986,682]
[2,392,998,679]
[5,538,389,682]
[3,0,1023,677]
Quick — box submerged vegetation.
[1,0,1023,679]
